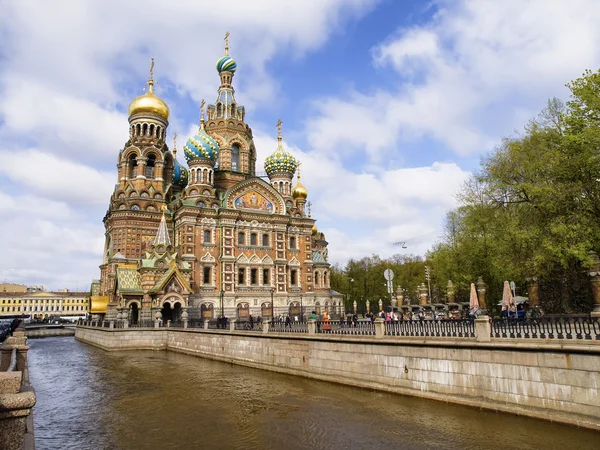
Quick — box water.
[28,337,599,450]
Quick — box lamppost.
[300,293,303,321]
[350,278,355,313]
[220,289,224,324]
[270,287,275,324]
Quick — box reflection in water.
[28,337,599,450]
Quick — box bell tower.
[205,33,257,190]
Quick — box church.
[90,37,341,323]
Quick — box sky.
[1,0,600,290]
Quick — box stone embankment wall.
[75,326,600,431]
[25,326,76,338]
[0,327,36,450]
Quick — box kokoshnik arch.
[89,36,342,323]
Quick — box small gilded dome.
[173,158,188,187]
[292,180,308,200]
[265,143,297,177]
[129,80,169,121]
[312,224,318,235]
[184,123,220,162]
[216,55,237,73]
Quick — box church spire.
[154,205,171,246]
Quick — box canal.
[28,337,599,450]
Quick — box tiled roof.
[116,268,142,292]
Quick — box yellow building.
[0,290,90,321]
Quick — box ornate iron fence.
[385,319,475,338]
[491,316,600,340]
[187,319,205,329]
[316,320,375,336]
[269,321,308,333]
[129,320,155,328]
[235,321,263,331]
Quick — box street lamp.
[270,287,275,324]
[300,293,303,321]
[350,278,355,312]
[220,289,225,328]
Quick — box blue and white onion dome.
[173,158,188,187]
[264,143,298,177]
[184,125,220,163]
[216,55,237,73]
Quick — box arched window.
[315,272,320,287]
[324,272,328,286]
[250,233,257,246]
[149,124,155,137]
[203,267,211,284]
[262,234,269,247]
[238,232,245,246]
[128,154,138,178]
[232,144,240,171]
[136,124,141,136]
[145,154,156,178]
[217,103,222,117]
[142,123,148,136]
[204,229,211,243]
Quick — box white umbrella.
[501,280,514,314]
[469,283,479,311]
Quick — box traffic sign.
[384,269,394,281]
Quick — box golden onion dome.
[129,79,169,121]
[312,224,318,235]
[292,179,308,200]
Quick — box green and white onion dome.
[216,55,237,73]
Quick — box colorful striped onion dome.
[216,55,237,73]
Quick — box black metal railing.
[385,319,475,338]
[188,319,206,329]
[269,321,308,333]
[129,320,155,328]
[234,321,263,331]
[170,320,184,328]
[491,316,600,340]
[316,320,375,336]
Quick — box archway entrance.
[161,303,173,322]
[129,303,139,324]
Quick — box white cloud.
[0,150,114,206]
[253,132,469,264]
[308,0,600,159]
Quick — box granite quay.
[0,323,36,450]
[76,315,600,432]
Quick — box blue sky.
[1,0,600,290]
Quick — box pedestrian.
[285,314,291,327]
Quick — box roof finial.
[297,161,302,180]
[200,99,206,129]
[224,32,230,56]
[145,57,155,94]
[277,118,283,142]
[307,201,312,218]
[173,132,177,159]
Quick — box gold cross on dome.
[307,201,312,218]
[224,32,230,55]
[149,57,155,81]
[276,118,283,140]
[200,99,206,120]
[297,161,302,178]
[173,132,177,158]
